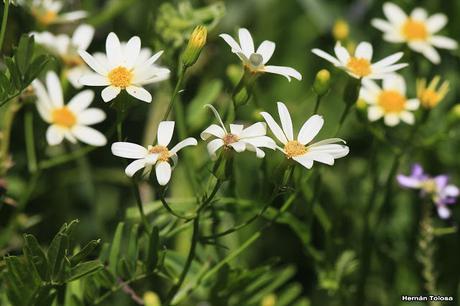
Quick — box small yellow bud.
[356,98,367,111]
[451,104,460,118]
[313,69,331,96]
[144,291,161,306]
[333,19,349,41]
[261,294,277,306]
[181,25,207,67]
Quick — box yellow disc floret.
[402,19,428,41]
[148,145,170,162]
[284,140,307,158]
[347,57,372,77]
[52,107,77,128]
[108,66,133,88]
[378,90,406,113]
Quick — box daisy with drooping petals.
[200,105,276,159]
[111,121,197,185]
[32,71,107,146]
[220,28,302,81]
[416,76,449,109]
[20,0,87,26]
[78,32,170,103]
[360,74,419,126]
[372,3,458,64]
[312,41,408,79]
[260,102,349,169]
[32,24,95,88]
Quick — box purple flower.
[397,164,459,219]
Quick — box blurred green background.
[2,0,460,305]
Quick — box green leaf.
[70,239,101,266]
[66,260,104,282]
[109,222,124,273]
[127,224,139,271]
[23,234,50,281]
[4,57,21,90]
[24,54,51,85]
[146,225,159,272]
[47,233,69,282]
[16,35,35,75]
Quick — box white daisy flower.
[360,74,420,126]
[111,121,197,185]
[220,28,302,81]
[372,2,458,64]
[32,24,95,88]
[312,41,408,79]
[78,32,170,103]
[200,105,276,159]
[32,71,107,146]
[21,0,87,26]
[260,102,349,169]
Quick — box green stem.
[314,94,322,114]
[160,188,195,221]
[162,65,186,123]
[335,103,352,135]
[0,0,9,53]
[131,181,150,232]
[24,109,38,173]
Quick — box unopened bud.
[181,25,207,68]
[261,294,277,306]
[355,98,367,111]
[144,291,161,306]
[332,19,349,41]
[313,69,331,97]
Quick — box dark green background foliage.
[1,0,460,305]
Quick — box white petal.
[444,185,460,197]
[72,24,94,51]
[400,111,415,124]
[238,28,254,57]
[422,45,441,64]
[79,72,110,86]
[430,36,458,50]
[355,42,373,60]
[297,114,324,145]
[371,18,395,32]
[427,14,447,33]
[77,108,106,125]
[126,86,152,103]
[106,32,123,67]
[334,42,350,65]
[382,74,406,94]
[406,99,420,110]
[170,137,197,154]
[78,50,108,75]
[240,122,266,138]
[67,90,94,113]
[124,36,141,68]
[72,125,107,146]
[229,141,246,152]
[155,161,172,186]
[32,79,52,121]
[384,114,400,126]
[256,40,276,64]
[308,143,349,158]
[292,155,313,169]
[383,2,407,25]
[101,86,121,102]
[303,151,335,165]
[111,142,148,159]
[219,33,243,53]
[157,121,175,146]
[58,11,87,22]
[46,125,64,145]
[46,71,64,107]
[207,139,224,159]
[372,52,403,69]
[276,102,294,141]
[125,159,146,177]
[437,205,451,219]
[200,124,226,140]
[311,49,341,66]
[410,8,427,21]
[229,124,244,136]
[368,106,383,121]
[263,65,302,81]
[242,136,276,149]
[260,111,288,144]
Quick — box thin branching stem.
[0,0,9,52]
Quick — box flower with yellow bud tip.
[181,25,207,68]
[416,76,449,109]
[333,19,349,41]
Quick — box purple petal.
[437,205,451,219]
[411,163,424,177]
[434,175,449,190]
[397,175,422,189]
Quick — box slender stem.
[335,103,352,135]
[160,188,195,221]
[131,181,150,232]
[313,94,322,114]
[0,99,20,175]
[24,109,38,173]
[162,65,186,122]
[0,0,9,53]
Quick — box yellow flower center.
[421,179,437,194]
[402,19,428,41]
[34,10,58,25]
[378,90,406,113]
[52,107,77,128]
[284,140,307,158]
[223,133,239,146]
[148,145,170,162]
[346,57,371,77]
[108,66,133,88]
[419,89,440,108]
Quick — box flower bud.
[181,25,207,68]
[261,294,277,306]
[313,69,331,97]
[355,98,367,111]
[332,19,349,41]
[212,150,234,181]
[144,291,161,306]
